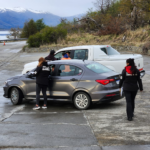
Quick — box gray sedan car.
[3,60,123,110]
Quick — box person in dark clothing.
[33,57,50,110]
[119,58,143,121]
[45,49,56,61]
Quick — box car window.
[101,47,120,55]
[55,52,63,60]
[58,65,83,76]
[106,47,120,55]
[73,49,88,60]
[101,48,107,54]
[49,65,56,76]
[86,62,112,74]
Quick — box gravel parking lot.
[0,42,150,150]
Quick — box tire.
[73,92,91,110]
[10,87,23,105]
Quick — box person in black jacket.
[45,50,56,61]
[33,57,50,110]
[119,58,143,121]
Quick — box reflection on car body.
[3,60,124,110]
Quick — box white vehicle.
[22,45,145,77]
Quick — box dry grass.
[40,26,150,48]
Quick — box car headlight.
[5,80,12,85]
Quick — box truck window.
[100,47,120,55]
[107,47,120,55]
[55,52,63,60]
[73,49,88,60]
[101,48,107,54]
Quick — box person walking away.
[119,58,143,121]
[45,50,56,61]
[33,57,50,110]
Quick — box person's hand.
[140,90,143,92]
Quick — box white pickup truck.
[22,45,145,77]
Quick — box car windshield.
[85,62,112,74]
[106,47,120,55]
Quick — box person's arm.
[34,67,42,76]
[119,69,126,88]
[137,70,143,91]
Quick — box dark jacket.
[34,62,50,86]
[119,66,143,91]
[45,54,56,61]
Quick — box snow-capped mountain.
[0,7,84,29]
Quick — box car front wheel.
[10,87,23,105]
[73,92,91,110]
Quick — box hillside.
[39,26,150,48]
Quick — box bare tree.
[94,0,113,14]
[8,28,21,39]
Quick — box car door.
[49,64,83,100]
[23,75,37,99]
[23,68,51,99]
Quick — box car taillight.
[139,68,143,71]
[96,79,115,85]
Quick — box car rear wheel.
[10,87,23,105]
[73,92,91,110]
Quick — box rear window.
[100,47,120,55]
[85,63,112,74]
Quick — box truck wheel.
[10,87,23,105]
[73,92,91,110]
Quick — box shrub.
[27,32,42,47]
[27,26,67,47]
[98,17,126,36]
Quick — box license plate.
[116,80,120,84]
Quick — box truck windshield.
[106,47,120,55]
[85,62,112,74]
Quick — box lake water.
[0,31,10,40]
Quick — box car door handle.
[70,78,78,81]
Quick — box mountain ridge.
[0,7,84,29]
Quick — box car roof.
[48,60,94,65]
[56,45,111,52]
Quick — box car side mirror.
[26,72,36,79]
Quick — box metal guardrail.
[0,38,28,42]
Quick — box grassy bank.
[39,26,150,48]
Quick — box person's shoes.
[33,106,40,110]
[128,117,133,121]
[42,105,47,109]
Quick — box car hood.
[7,75,23,80]
[24,61,38,67]
[22,61,38,74]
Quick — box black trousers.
[124,90,137,118]
[36,84,47,105]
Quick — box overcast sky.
[0,0,96,17]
